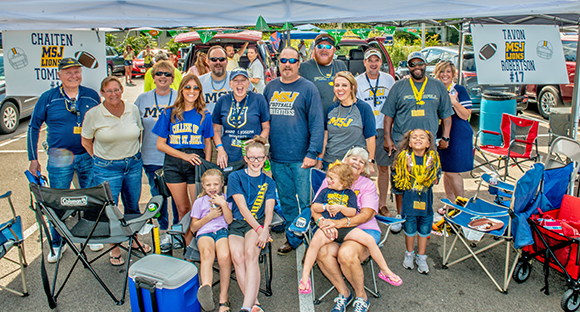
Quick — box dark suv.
[397,46,527,113]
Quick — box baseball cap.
[314,34,336,47]
[58,57,82,70]
[407,51,425,63]
[230,68,249,81]
[364,49,382,61]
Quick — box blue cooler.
[129,254,200,312]
[479,91,517,146]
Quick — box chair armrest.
[481,174,515,192]
[0,219,16,232]
[125,195,164,225]
[375,215,404,225]
[0,191,12,199]
[481,130,501,136]
[442,198,509,218]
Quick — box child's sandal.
[219,301,231,312]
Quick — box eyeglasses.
[317,44,333,50]
[155,71,173,77]
[183,85,200,90]
[246,156,266,162]
[104,88,122,94]
[408,61,425,68]
[209,57,226,62]
[279,58,298,64]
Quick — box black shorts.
[335,227,355,244]
[229,218,265,237]
[163,148,205,184]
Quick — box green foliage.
[164,39,187,55]
[105,33,118,47]
[385,38,421,68]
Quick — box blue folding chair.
[0,191,28,297]
[441,163,544,293]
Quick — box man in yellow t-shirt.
[225,42,248,71]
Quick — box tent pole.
[421,22,426,48]
[571,22,580,140]
[457,23,465,86]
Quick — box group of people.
[27,32,475,312]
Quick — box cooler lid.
[129,254,198,289]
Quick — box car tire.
[0,101,19,134]
[537,86,562,119]
[107,64,113,76]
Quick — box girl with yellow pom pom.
[393,128,441,274]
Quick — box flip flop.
[132,242,152,253]
[437,207,447,216]
[197,284,214,311]
[219,301,231,312]
[379,271,403,286]
[109,252,125,266]
[298,278,311,294]
[379,206,392,217]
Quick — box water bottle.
[489,173,499,185]
[264,159,271,171]
[147,202,161,218]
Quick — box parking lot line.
[297,244,315,312]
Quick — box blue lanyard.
[365,73,381,106]
[246,170,265,208]
[154,90,173,113]
[231,94,248,130]
[60,86,81,126]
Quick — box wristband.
[316,217,324,227]
[346,217,351,227]
[216,144,224,148]
[255,225,264,233]
[316,157,323,161]
[323,203,327,211]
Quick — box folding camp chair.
[289,168,405,304]
[0,191,28,297]
[29,181,162,308]
[441,163,545,293]
[473,113,540,180]
[544,136,580,196]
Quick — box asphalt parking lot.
[0,77,576,311]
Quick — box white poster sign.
[471,25,569,85]
[2,30,106,96]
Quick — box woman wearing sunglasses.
[152,74,214,221]
[432,60,473,215]
[317,71,376,174]
[212,68,270,169]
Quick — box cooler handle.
[135,276,159,312]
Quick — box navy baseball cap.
[407,51,426,63]
[230,68,249,80]
[58,57,82,70]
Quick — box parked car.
[176,29,278,83]
[0,50,38,133]
[305,35,396,78]
[525,34,577,118]
[105,46,124,76]
[397,46,527,114]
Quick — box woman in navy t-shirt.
[153,74,214,219]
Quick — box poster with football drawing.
[471,25,568,85]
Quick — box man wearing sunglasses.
[143,51,183,92]
[381,51,454,233]
[27,57,103,261]
[299,33,347,114]
[263,47,324,255]
[355,48,396,218]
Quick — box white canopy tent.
[0,0,578,30]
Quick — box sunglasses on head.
[408,61,425,68]
[280,58,298,64]
[209,57,226,62]
[155,71,173,77]
[184,85,200,90]
[317,44,333,50]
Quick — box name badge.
[73,127,82,134]
[373,110,380,116]
[413,201,426,210]
[412,110,425,117]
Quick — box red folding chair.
[473,113,540,180]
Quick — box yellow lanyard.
[410,77,428,105]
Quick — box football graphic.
[74,51,98,69]
[478,43,497,61]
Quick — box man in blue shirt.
[27,57,101,263]
[263,47,324,255]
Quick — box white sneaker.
[159,234,172,253]
[403,250,415,270]
[47,245,67,263]
[416,254,430,274]
[390,214,403,234]
[89,243,104,252]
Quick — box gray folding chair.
[544,136,580,196]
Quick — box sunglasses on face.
[155,71,173,77]
[209,57,226,62]
[280,58,298,64]
[408,61,425,68]
[246,156,266,162]
[317,44,333,50]
[183,85,200,90]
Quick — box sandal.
[379,206,392,217]
[379,271,403,286]
[437,207,447,216]
[298,278,311,294]
[132,242,152,253]
[109,252,125,266]
[197,284,214,311]
[219,301,231,312]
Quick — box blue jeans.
[403,214,434,238]
[93,152,143,215]
[270,161,311,232]
[143,165,179,230]
[47,151,94,247]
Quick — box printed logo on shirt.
[250,183,268,218]
[205,90,230,105]
[169,123,202,145]
[361,87,388,105]
[143,106,164,119]
[227,106,248,128]
[269,91,299,116]
[327,193,350,206]
[403,94,439,101]
[328,116,353,128]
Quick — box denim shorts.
[197,228,229,242]
[403,215,434,238]
[363,229,381,244]
[163,148,205,184]
[124,60,133,66]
